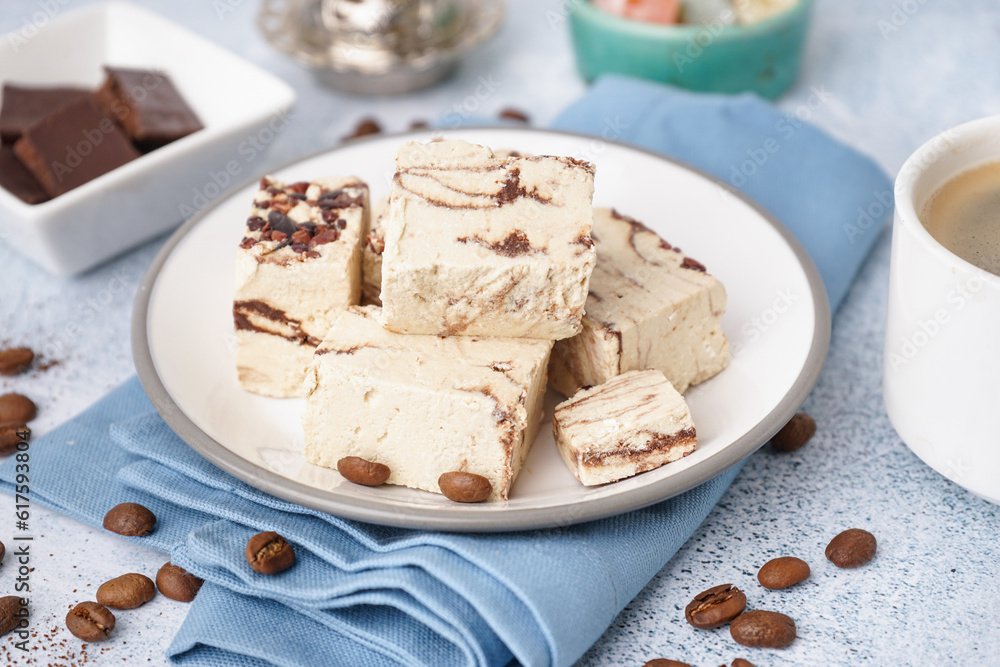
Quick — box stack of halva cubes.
[233,140,730,502]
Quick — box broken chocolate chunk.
[310,229,339,246]
[267,210,296,236]
[317,189,363,210]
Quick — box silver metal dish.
[258,0,505,94]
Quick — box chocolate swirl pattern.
[380,140,597,340]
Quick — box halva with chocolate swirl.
[234,176,370,397]
[360,195,388,306]
[302,306,552,501]
[552,369,696,485]
[379,140,596,340]
[362,151,526,306]
[549,207,729,397]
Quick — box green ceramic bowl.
[569,0,814,99]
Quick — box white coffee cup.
[884,115,1000,505]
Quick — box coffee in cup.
[921,160,1000,277]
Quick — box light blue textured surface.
[2,1,1000,665]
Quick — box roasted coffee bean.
[102,502,156,536]
[757,556,810,590]
[0,393,36,423]
[65,601,115,642]
[438,471,492,503]
[498,108,530,123]
[0,424,28,456]
[245,531,296,575]
[826,528,877,568]
[0,347,33,376]
[0,431,18,456]
[96,573,156,609]
[0,539,5,564]
[345,118,381,139]
[731,659,755,667]
[0,421,29,431]
[156,562,203,602]
[642,660,691,667]
[730,610,796,648]
[0,596,24,637]
[410,119,429,129]
[337,456,391,486]
[684,584,746,629]
[771,413,816,452]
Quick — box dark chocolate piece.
[95,67,202,151]
[0,85,91,144]
[13,96,141,197]
[0,145,49,204]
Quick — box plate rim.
[132,126,832,533]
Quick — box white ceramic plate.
[133,128,830,532]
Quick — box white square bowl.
[0,1,297,275]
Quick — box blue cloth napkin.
[556,76,892,310]
[0,76,891,667]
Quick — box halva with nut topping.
[234,176,370,397]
